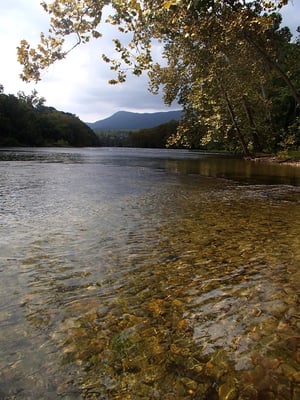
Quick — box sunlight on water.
[0,148,299,399]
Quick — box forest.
[0,87,99,147]
[96,120,179,148]
[17,0,300,156]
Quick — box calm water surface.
[0,147,299,399]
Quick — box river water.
[0,147,299,400]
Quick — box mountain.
[86,110,182,130]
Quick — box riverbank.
[190,149,300,166]
[250,155,300,166]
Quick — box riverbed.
[0,147,299,399]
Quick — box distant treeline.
[96,120,179,148]
[0,88,99,147]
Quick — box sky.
[0,1,299,123]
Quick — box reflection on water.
[0,148,299,399]
[165,157,300,185]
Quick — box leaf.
[163,0,179,10]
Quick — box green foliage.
[95,129,130,146]
[128,120,179,148]
[95,120,179,148]
[17,0,300,154]
[0,89,99,147]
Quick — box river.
[0,147,299,399]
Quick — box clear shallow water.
[0,147,299,399]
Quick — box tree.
[17,89,46,108]
[17,0,299,154]
[17,1,292,83]
[149,3,297,153]
[0,88,99,147]
[128,120,179,147]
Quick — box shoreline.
[248,156,300,166]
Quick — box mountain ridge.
[86,110,182,130]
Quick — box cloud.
[280,2,300,35]
[35,30,172,122]
[0,1,298,122]
[0,1,174,122]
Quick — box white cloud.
[0,0,298,122]
[280,1,300,35]
[0,1,174,122]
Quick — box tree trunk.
[218,79,250,157]
[244,33,300,106]
[242,96,262,153]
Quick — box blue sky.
[0,0,299,122]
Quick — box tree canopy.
[0,88,99,147]
[18,0,299,155]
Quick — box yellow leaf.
[163,0,178,10]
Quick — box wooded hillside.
[0,89,99,147]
